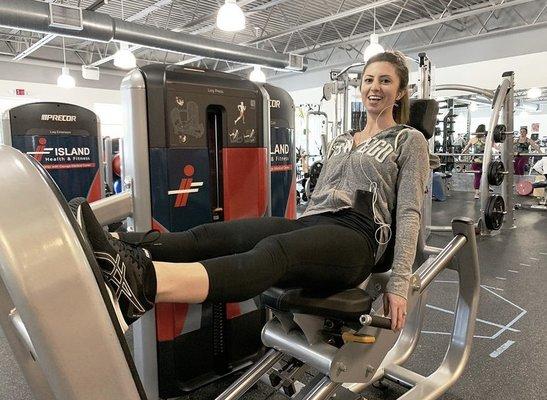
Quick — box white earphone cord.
[358,102,397,246]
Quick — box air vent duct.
[49,3,83,31]
[286,53,304,71]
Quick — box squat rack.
[429,74,516,235]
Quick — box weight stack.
[140,65,269,398]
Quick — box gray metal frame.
[305,110,329,155]
[216,218,480,400]
[501,74,515,229]
[329,65,364,137]
[417,53,434,240]
[0,145,143,399]
[478,74,513,233]
[259,84,273,217]
[103,136,114,193]
[1,110,13,146]
[432,74,515,235]
[119,69,158,400]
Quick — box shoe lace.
[116,229,160,268]
[120,229,161,247]
[115,239,150,270]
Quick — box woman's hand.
[383,293,408,331]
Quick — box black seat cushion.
[262,287,373,321]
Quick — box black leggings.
[120,215,376,303]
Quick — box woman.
[76,52,430,333]
[514,127,542,175]
[461,124,486,199]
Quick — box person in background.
[453,132,465,154]
[461,124,486,199]
[514,127,542,175]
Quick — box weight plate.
[516,181,533,196]
[487,160,505,186]
[493,124,507,143]
[485,194,505,230]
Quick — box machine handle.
[359,314,392,330]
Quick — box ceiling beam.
[246,0,400,45]
[295,0,538,56]
[0,0,305,71]
[175,0,399,67]
[266,18,547,82]
[224,0,541,74]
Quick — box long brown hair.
[363,51,410,125]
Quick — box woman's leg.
[154,261,210,303]
[514,156,528,175]
[155,224,376,304]
[119,217,303,262]
[78,200,374,327]
[76,201,300,326]
[471,162,482,198]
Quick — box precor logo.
[41,114,77,122]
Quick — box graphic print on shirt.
[329,137,394,163]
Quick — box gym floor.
[1,191,545,400]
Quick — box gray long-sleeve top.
[301,125,430,299]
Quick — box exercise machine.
[430,72,516,235]
[0,145,146,399]
[0,102,104,201]
[215,99,480,400]
[0,100,479,400]
[120,65,296,399]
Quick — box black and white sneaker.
[70,199,156,332]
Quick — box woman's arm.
[385,131,430,329]
[528,138,542,152]
[461,137,476,154]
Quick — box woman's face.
[520,129,527,137]
[361,61,402,117]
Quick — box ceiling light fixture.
[57,37,76,89]
[217,0,245,32]
[249,65,266,83]
[363,8,384,62]
[114,42,137,69]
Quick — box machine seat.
[262,287,373,321]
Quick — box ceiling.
[0,0,546,78]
